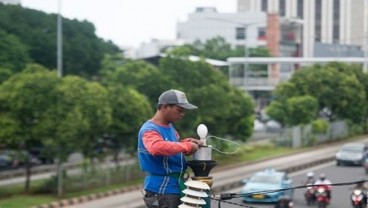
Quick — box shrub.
[311,119,329,134]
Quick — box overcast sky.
[21,0,237,48]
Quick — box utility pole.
[364,0,368,73]
[57,0,63,78]
[57,0,63,197]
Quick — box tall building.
[177,7,267,50]
[0,0,20,4]
[238,0,368,57]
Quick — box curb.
[31,185,143,208]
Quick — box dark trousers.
[143,190,181,208]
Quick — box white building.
[177,7,267,50]
[0,0,20,4]
[136,39,185,59]
[238,0,368,57]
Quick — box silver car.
[335,143,367,166]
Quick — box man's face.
[163,104,185,123]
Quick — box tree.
[269,62,367,124]
[0,64,61,193]
[104,85,153,167]
[100,58,173,107]
[286,96,318,126]
[159,54,254,140]
[0,4,120,78]
[0,29,30,73]
[35,75,112,196]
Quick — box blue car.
[241,168,293,203]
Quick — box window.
[279,0,286,16]
[236,27,246,40]
[297,0,304,19]
[315,0,322,41]
[258,27,266,40]
[332,0,340,41]
[261,0,268,12]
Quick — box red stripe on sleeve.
[143,131,191,156]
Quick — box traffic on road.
[212,161,366,208]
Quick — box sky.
[21,0,237,49]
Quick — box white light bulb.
[197,124,208,141]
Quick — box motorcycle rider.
[305,172,315,185]
[314,173,332,201]
[304,172,316,204]
[351,179,368,206]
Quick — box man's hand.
[185,138,204,147]
[183,138,204,155]
[187,142,200,155]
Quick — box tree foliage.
[268,62,367,124]
[0,3,120,78]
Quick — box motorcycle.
[314,185,330,208]
[351,189,367,208]
[304,184,315,205]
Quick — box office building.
[177,7,267,50]
[238,0,368,57]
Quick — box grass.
[0,177,144,208]
[0,142,310,207]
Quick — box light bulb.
[197,124,208,140]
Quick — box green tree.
[159,54,254,140]
[0,64,61,193]
[286,96,318,126]
[100,58,173,107]
[36,75,112,196]
[0,3,120,78]
[105,85,153,167]
[270,62,367,124]
[0,29,31,72]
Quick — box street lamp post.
[57,0,63,197]
[57,0,63,78]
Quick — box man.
[137,89,203,208]
[313,173,332,202]
[305,172,315,185]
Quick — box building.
[177,7,267,50]
[136,39,185,59]
[238,0,368,57]
[0,0,20,4]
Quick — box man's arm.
[143,131,196,156]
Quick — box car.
[241,168,293,203]
[0,154,13,170]
[254,119,266,132]
[335,142,367,166]
[28,147,54,164]
[266,120,282,133]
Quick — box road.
[215,161,366,208]
[67,138,359,208]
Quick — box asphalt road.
[215,161,366,208]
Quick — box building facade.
[238,0,368,57]
[177,7,267,50]
[0,0,20,4]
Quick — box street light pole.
[57,0,63,197]
[364,0,368,73]
[57,0,63,78]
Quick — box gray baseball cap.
[158,89,198,110]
